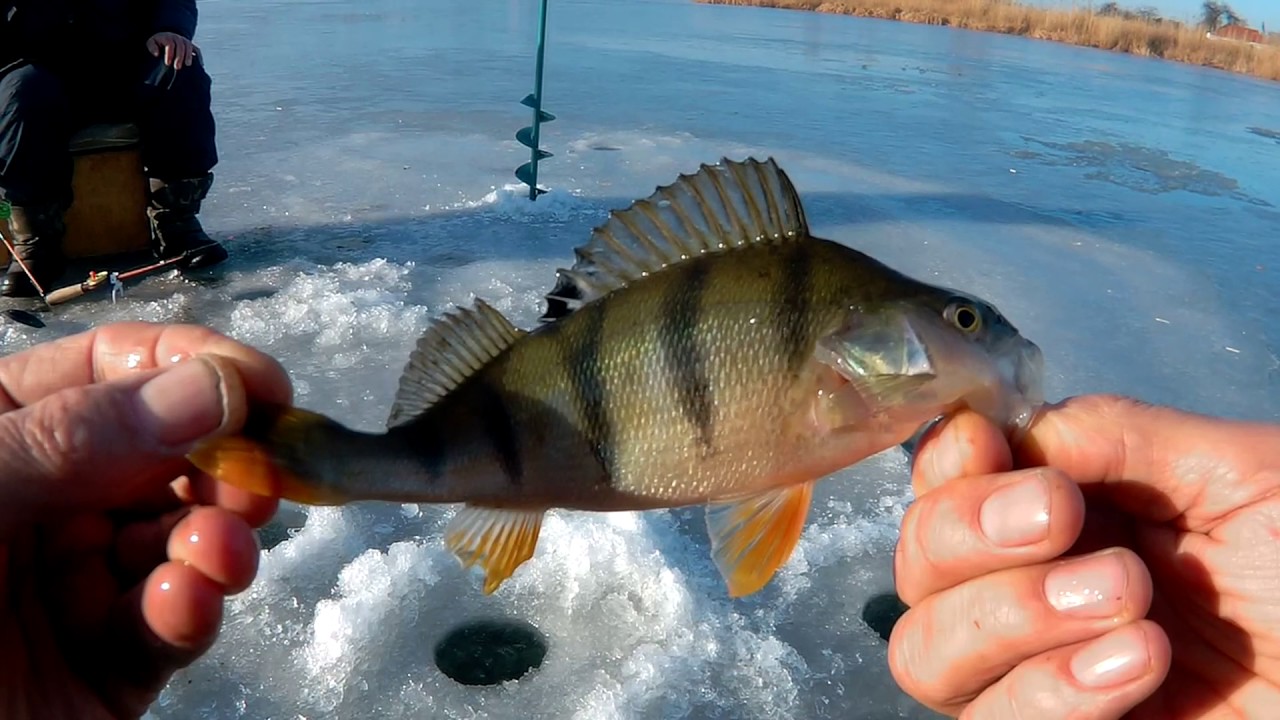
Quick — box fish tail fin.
[187,405,350,506]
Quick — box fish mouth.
[998,336,1046,439]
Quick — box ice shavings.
[145,497,892,719]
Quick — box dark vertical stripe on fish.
[563,303,616,481]
[473,378,523,485]
[660,260,715,450]
[777,243,814,373]
[398,410,450,483]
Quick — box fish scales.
[420,241,920,507]
[187,156,1045,598]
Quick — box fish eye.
[946,302,982,333]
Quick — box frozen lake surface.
[4,0,1279,717]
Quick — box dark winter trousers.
[0,51,218,208]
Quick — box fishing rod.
[0,198,201,313]
[0,228,51,328]
[0,201,50,298]
[43,248,198,305]
[1,243,207,332]
[1,248,199,329]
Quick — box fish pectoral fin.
[854,373,937,409]
[444,505,545,594]
[811,367,937,433]
[705,482,815,598]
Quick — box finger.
[164,40,174,67]
[0,320,292,412]
[888,547,1153,713]
[0,323,284,444]
[183,40,195,69]
[111,507,191,586]
[141,561,224,670]
[109,507,260,611]
[93,561,225,718]
[959,621,1171,720]
[171,473,280,529]
[1068,503,1138,557]
[166,506,260,594]
[36,553,118,637]
[147,37,159,56]
[911,409,1013,495]
[895,467,1086,605]
[0,355,247,537]
[36,512,114,561]
[1019,394,1280,530]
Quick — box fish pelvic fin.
[187,406,349,505]
[387,297,526,429]
[444,505,545,594]
[539,156,811,322]
[705,481,815,598]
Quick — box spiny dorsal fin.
[539,156,810,322]
[387,298,526,429]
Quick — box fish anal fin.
[388,298,526,429]
[705,482,814,598]
[539,157,810,323]
[444,505,545,594]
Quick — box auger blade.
[513,0,554,201]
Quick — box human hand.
[0,322,292,719]
[146,32,196,70]
[889,394,1280,718]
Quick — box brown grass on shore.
[696,0,1280,82]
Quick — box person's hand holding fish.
[0,322,289,719]
[890,396,1280,718]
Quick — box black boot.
[147,173,229,270]
[0,202,69,298]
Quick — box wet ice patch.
[442,181,596,221]
[1246,126,1280,144]
[1014,136,1271,206]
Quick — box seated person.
[0,0,229,298]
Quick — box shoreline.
[694,0,1280,83]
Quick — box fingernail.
[1044,550,1128,618]
[136,357,227,450]
[1070,625,1150,688]
[925,424,968,486]
[979,472,1050,547]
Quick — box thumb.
[0,355,247,537]
[1017,394,1280,529]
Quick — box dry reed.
[696,0,1280,82]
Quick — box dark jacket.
[1,0,198,70]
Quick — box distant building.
[1212,24,1264,44]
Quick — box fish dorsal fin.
[387,298,526,429]
[540,156,810,322]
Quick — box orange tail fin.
[187,406,350,506]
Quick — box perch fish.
[188,157,1045,597]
